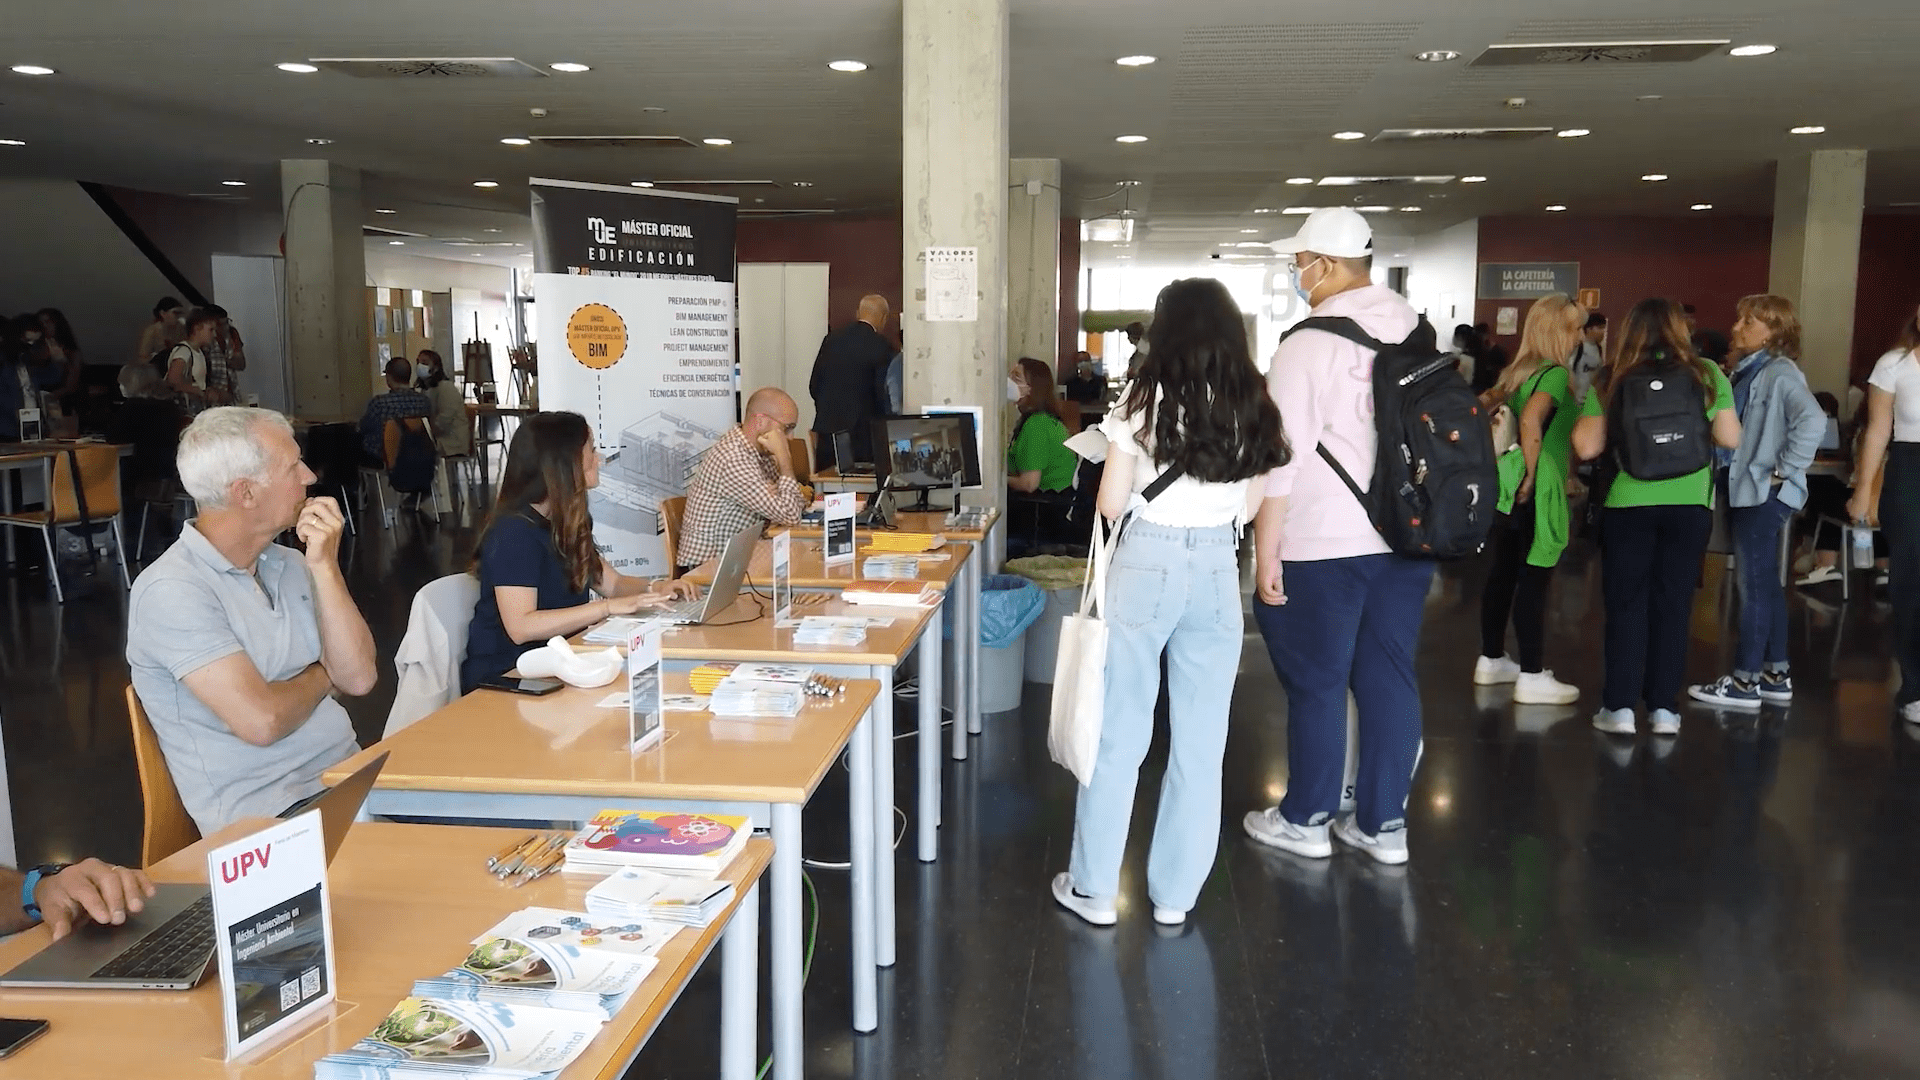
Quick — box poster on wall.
[531,178,740,575]
[1477,262,1580,301]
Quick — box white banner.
[536,273,737,574]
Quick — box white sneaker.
[1474,654,1522,685]
[1050,872,1116,926]
[1901,702,1920,725]
[1592,707,1636,735]
[1796,564,1842,586]
[1513,670,1580,705]
[1331,816,1409,866]
[1649,708,1681,736]
[1241,808,1332,858]
[1152,905,1186,926]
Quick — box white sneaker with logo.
[1332,816,1409,866]
[1242,808,1332,858]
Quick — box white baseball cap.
[1269,206,1374,259]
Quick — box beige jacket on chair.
[385,573,481,738]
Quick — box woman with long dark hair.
[1006,355,1076,494]
[1851,305,1920,722]
[461,411,693,692]
[414,350,472,458]
[1572,298,1740,737]
[1053,277,1288,928]
[1475,293,1586,705]
[36,308,84,406]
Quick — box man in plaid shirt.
[677,388,809,572]
[201,305,247,404]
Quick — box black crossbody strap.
[1141,464,1185,503]
[1278,316,1388,353]
[1314,445,1369,506]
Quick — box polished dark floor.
[8,515,1920,1079]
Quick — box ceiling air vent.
[309,57,548,78]
[1373,127,1552,143]
[1470,40,1728,66]
[527,135,699,150]
[654,179,783,188]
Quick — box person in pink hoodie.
[1241,207,1434,867]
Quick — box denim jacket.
[1725,350,1825,510]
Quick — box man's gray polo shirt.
[126,522,358,833]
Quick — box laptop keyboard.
[91,895,214,981]
[657,600,706,623]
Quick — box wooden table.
[772,507,1000,763]
[325,673,884,1080]
[0,441,134,568]
[683,535,966,593]
[0,821,772,1080]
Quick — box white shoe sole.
[1332,821,1409,866]
[1050,873,1116,926]
[1686,689,1762,711]
[1513,685,1579,705]
[1473,667,1520,686]
[1592,714,1636,736]
[1241,812,1332,858]
[1152,906,1186,926]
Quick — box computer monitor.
[870,413,982,503]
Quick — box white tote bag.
[1048,516,1117,788]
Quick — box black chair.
[301,422,364,534]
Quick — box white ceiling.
[1,0,1916,270]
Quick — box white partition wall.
[738,262,829,441]
[211,253,291,414]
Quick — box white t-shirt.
[168,343,207,390]
[1099,401,1255,528]
[1867,348,1920,443]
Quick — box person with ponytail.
[461,412,694,692]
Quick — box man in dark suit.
[809,294,894,471]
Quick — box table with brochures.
[0,820,773,1080]
[326,673,883,1080]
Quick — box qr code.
[279,978,300,1010]
[301,967,322,999]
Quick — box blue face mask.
[1290,258,1323,307]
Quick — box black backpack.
[1607,357,1712,481]
[388,421,438,494]
[1279,315,1498,559]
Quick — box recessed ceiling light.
[1253,208,1279,214]
[1115,134,1149,144]
[827,59,868,72]
[473,180,499,188]
[1637,94,1664,102]
[702,137,732,146]
[388,240,405,246]
[630,181,654,187]
[0,138,24,147]
[1398,206,1423,212]
[375,207,397,214]
[1545,204,1568,212]
[550,62,591,73]
[1115,55,1156,67]
[1556,128,1590,138]
[1641,173,1668,182]
[1413,50,1461,63]
[276,62,319,74]
[1729,44,1777,57]
[10,65,56,76]
[305,137,334,146]
[1285,177,1315,186]
[1281,207,1318,215]
[791,181,814,188]
[1460,175,1488,184]
[1332,131,1368,141]
[1218,242,1236,248]
[483,228,502,233]
[1790,125,1826,135]
[1240,228,1259,233]
[1356,205,1391,213]
[1117,179,1142,187]
[220,180,247,187]
[500,137,531,146]
[1691,203,1714,211]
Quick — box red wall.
[736,216,904,340]
[1852,215,1920,380]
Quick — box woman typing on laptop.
[2,860,155,941]
[461,412,697,694]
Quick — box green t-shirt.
[1581,364,1734,509]
[1008,411,1078,492]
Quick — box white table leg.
[917,617,941,864]
[847,702,878,1033]
[966,546,983,735]
[873,664,897,969]
[770,803,805,1080]
[719,880,760,1080]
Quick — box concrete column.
[1007,158,1061,374]
[1770,149,1867,398]
[903,0,1010,498]
[281,159,371,420]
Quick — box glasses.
[753,411,797,435]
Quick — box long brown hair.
[1735,294,1801,359]
[478,411,599,593]
[1013,356,1061,420]
[1600,297,1710,407]
[1492,293,1584,401]
[1893,304,1920,356]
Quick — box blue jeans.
[1730,494,1794,679]
[1069,521,1242,911]
[1253,554,1435,835]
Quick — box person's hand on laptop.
[37,860,157,940]
[645,579,698,603]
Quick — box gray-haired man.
[126,407,377,833]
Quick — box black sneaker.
[1757,671,1793,703]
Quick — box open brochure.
[411,908,667,1019]
[312,996,604,1079]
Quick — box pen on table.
[488,833,541,871]
[495,833,561,878]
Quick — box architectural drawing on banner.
[591,411,720,538]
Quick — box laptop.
[0,752,389,992]
[832,430,876,476]
[652,524,759,625]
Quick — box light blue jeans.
[1069,520,1243,912]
